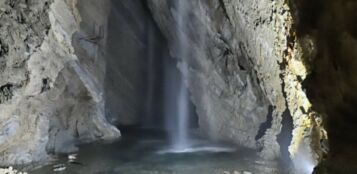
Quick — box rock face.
[291,0,357,173]
[148,0,270,151]
[104,0,166,126]
[105,0,149,125]
[147,0,326,172]
[0,0,120,165]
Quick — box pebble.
[53,164,66,172]
[243,171,253,174]
[68,153,77,160]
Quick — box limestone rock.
[0,0,120,165]
[0,0,330,172]
[147,0,324,170]
[148,0,269,150]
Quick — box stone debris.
[223,171,252,174]
[53,163,66,172]
[68,154,77,162]
[0,166,27,174]
[67,153,83,165]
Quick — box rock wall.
[104,0,166,126]
[147,0,325,172]
[0,0,120,165]
[148,0,270,150]
[291,0,357,173]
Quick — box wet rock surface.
[148,0,270,152]
[147,1,322,171]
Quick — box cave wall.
[291,0,357,173]
[104,0,166,126]
[0,0,351,173]
[0,0,120,165]
[147,0,325,172]
[147,0,271,150]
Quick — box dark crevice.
[238,62,246,71]
[0,39,9,57]
[277,55,293,166]
[253,70,261,88]
[0,83,14,103]
[40,78,51,93]
[0,83,13,91]
[277,109,294,167]
[255,105,274,141]
[288,0,324,37]
[218,0,231,25]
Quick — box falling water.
[293,146,316,174]
[173,0,190,151]
[174,74,189,149]
[164,0,190,151]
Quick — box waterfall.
[173,0,190,151]
[164,0,190,151]
[174,75,189,149]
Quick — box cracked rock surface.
[147,0,325,172]
[0,0,120,165]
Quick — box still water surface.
[30,130,279,174]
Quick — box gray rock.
[148,0,269,150]
[147,0,323,169]
[0,0,120,165]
